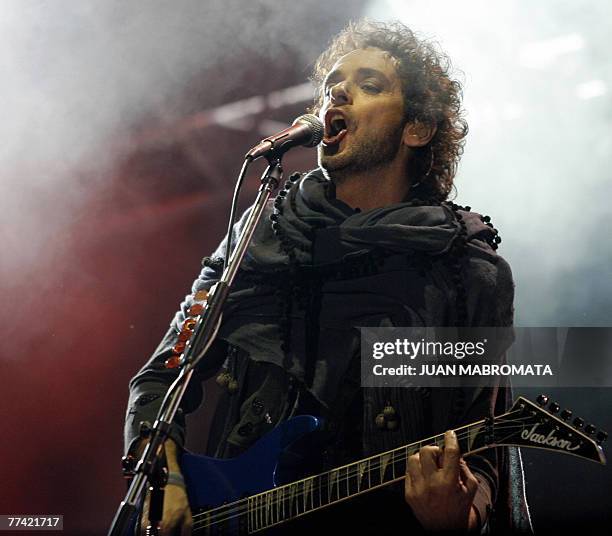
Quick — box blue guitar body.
[180,415,322,532]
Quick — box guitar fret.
[247,497,251,533]
[251,495,256,532]
[273,488,283,523]
[358,461,366,492]
[254,494,258,531]
[371,456,381,487]
[380,452,391,483]
[311,476,315,510]
[328,468,338,502]
[293,483,298,515]
[298,482,303,513]
[345,465,349,498]
[297,481,304,515]
[346,461,358,496]
[304,478,312,512]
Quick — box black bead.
[251,398,265,415]
[237,422,253,436]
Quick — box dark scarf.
[236,168,462,272]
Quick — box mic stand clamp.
[108,157,284,536]
[145,456,168,536]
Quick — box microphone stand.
[107,156,284,536]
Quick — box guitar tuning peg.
[585,424,597,435]
[560,409,572,421]
[573,417,585,429]
[549,402,560,413]
[596,431,608,444]
[536,394,549,406]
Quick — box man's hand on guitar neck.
[404,430,480,533]
[139,438,193,536]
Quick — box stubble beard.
[318,123,404,184]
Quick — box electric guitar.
[178,395,606,534]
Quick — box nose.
[330,81,352,105]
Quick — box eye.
[361,83,381,94]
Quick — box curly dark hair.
[311,20,468,202]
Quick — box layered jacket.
[125,168,532,533]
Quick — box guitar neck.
[243,418,488,533]
[191,396,606,534]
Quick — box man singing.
[124,20,531,534]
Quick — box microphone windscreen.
[292,114,324,147]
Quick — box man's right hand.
[140,479,193,536]
[138,438,193,535]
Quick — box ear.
[402,120,437,148]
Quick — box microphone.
[245,114,324,161]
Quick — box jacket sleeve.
[123,205,263,455]
[123,246,228,456]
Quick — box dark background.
[1,1,611,534]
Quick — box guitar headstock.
[490,395,607,464]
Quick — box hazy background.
[1,0,610,533]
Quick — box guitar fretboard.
[191,397,606,534]
[245,419,486,533]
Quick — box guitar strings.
[191,419,531,531]
[191,419,530,531]
[193,423,530,533]
[190,417,531,531]
[191,408,527,527]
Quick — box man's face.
[317,47,406,177]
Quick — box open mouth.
[323,110,349,146]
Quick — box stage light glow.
[576,79,607,100]
[519,33,585,69]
